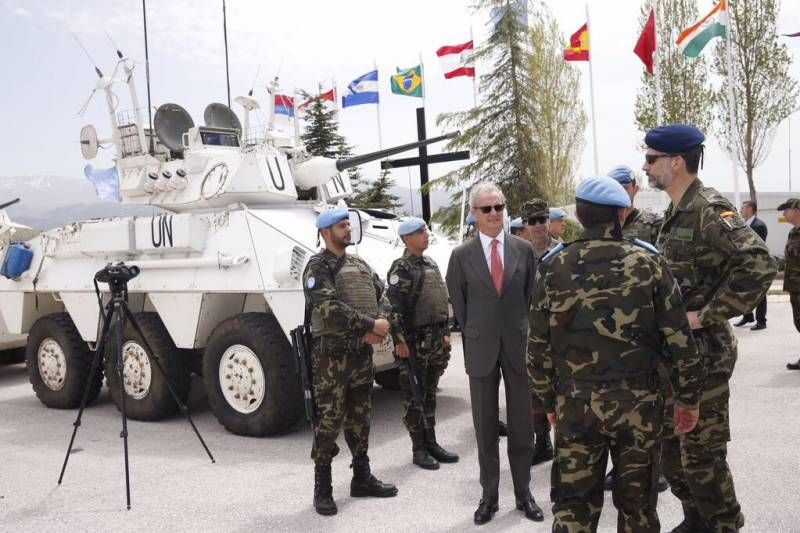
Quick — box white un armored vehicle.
[0,52,455,437]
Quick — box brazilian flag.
[390,65,423,98]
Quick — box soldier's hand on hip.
[395,342,410,358]
[372,318,390,337]
[674,404,700,435]
[363,332,384,345]
[546,412,557,428]
[443,335,451,348]
[686,311,702,330]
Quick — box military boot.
[531,431,554,465]
[411,431,439,470]
[350,455,399,498]
[313,464,337,516]
[425,427,459,463]
[669,505,713,533]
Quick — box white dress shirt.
[478,230,505,271]
[746,215,755,227]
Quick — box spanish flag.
[390,65,424,98]
[564,23,589,61]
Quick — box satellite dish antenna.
[204,103,242,134]
[234,96,260,112]
[80,125,99,159]
[154,103,195,154]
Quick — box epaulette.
[541,242,567,262]
[631,238,660,255]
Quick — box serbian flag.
[436,40,475,79]
[564,23,589,61]
[274,94,294,117]
[634,9,656,74]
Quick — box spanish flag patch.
[720,211,736,218]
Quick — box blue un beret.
[316,207,349,229]
[576,176,631,208]
[645,124,705,153]
[607,165,635,184]
[548,207,567,221]
[510,217,524,229]
[398,217,427,236]
[466,212,476,225]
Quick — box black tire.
[0,347,26,365]
[104,312,189,421]
[203,313,303,437]
[25,313,103,409]
[375,367,402,390]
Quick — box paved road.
[1,302,799,532]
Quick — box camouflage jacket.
[386,249,449,343]
[784,227,800,292]
[303,249,394,339]
[623,208,663,246]
[656,179,777,327]
[532,235,560,265]
[528,226,703,411]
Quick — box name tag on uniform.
[671,227,694,241]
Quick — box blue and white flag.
[342,70,379,108]
[83,164,121,202]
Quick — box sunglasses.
[475,204,505,214]
[644,153,676,165]
[525,216,548,225]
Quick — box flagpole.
[374,60,384,150]
[469,26,479,108]
[292,88,300,144]
[585,4,599,174]
[653,0,663,124]
[724,8,742,207]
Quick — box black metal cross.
[381,107,470,224]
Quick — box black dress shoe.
[473,499,498,525]
[515,496,544,521]
[657,474,669,492]
[733,317,754,327]
[787,359,800,370]
[750,322,766,331]
[603,469,615,491]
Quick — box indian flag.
[676,0,728,57]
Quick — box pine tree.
[633,0,714,134]
[350,169,402,210]
[712,0,798,202]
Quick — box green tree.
[712,0,798,202]
[349,169,402,210]
[633,0,715,134]
[434,0,540,220]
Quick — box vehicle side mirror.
[348,210,363,245]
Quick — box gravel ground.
[1,300,799,532]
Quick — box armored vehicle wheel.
[104,312,190,421]
[203,313,303,437]
[25,313,102,409]
[375,367,402,390]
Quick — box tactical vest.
[413,261,449,327]
[311,257,379,336]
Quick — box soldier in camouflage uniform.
[386,217,459,470]
[529,176,703,532]
[607,165,664,245]
[644,124,777,532]
[778,198,800,370]
[548,207,568,242]
[303,207,398,516]
[522,198,558,465]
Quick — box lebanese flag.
[564,23,589,61]
[436,40,475,79]
[634,9,656,74]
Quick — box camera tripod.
[58,262,215,509]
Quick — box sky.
[1,0,800,202]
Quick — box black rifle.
[291,322,315,424]
[402,260,429,429]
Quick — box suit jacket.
[446,232,536,377]
[750,216,768,241]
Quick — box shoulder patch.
[389,274,400,285]
[541,242,567,262]
[306,276,316,289]
[632,239,660,255]
[720,210,736,218]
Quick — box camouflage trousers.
[551,382,663,533]
[310,339,374,465]
[531,391,551,434]
[662,377,744,532]
[397,331,450,434]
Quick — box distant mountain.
[388,182,458,217]
[0,176,156,230]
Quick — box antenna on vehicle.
[72,32,103,79]
[141,0,155,156]
[104,29,124,59]
[222,0,232,108]
[248,64,261,97]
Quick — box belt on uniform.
[315,336,364,352]
[557,372,659,390]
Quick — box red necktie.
[491,238,504,295]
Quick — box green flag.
[390,65,423,98]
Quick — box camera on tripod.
[95,262,140,285]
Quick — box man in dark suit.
[734,200,769,330]
[446,183,543,525]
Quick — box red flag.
[299,87,336,110]
[783,31,800,37]
[634,9,656,74]
[436,40,475,79]
[564,23,589,61]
